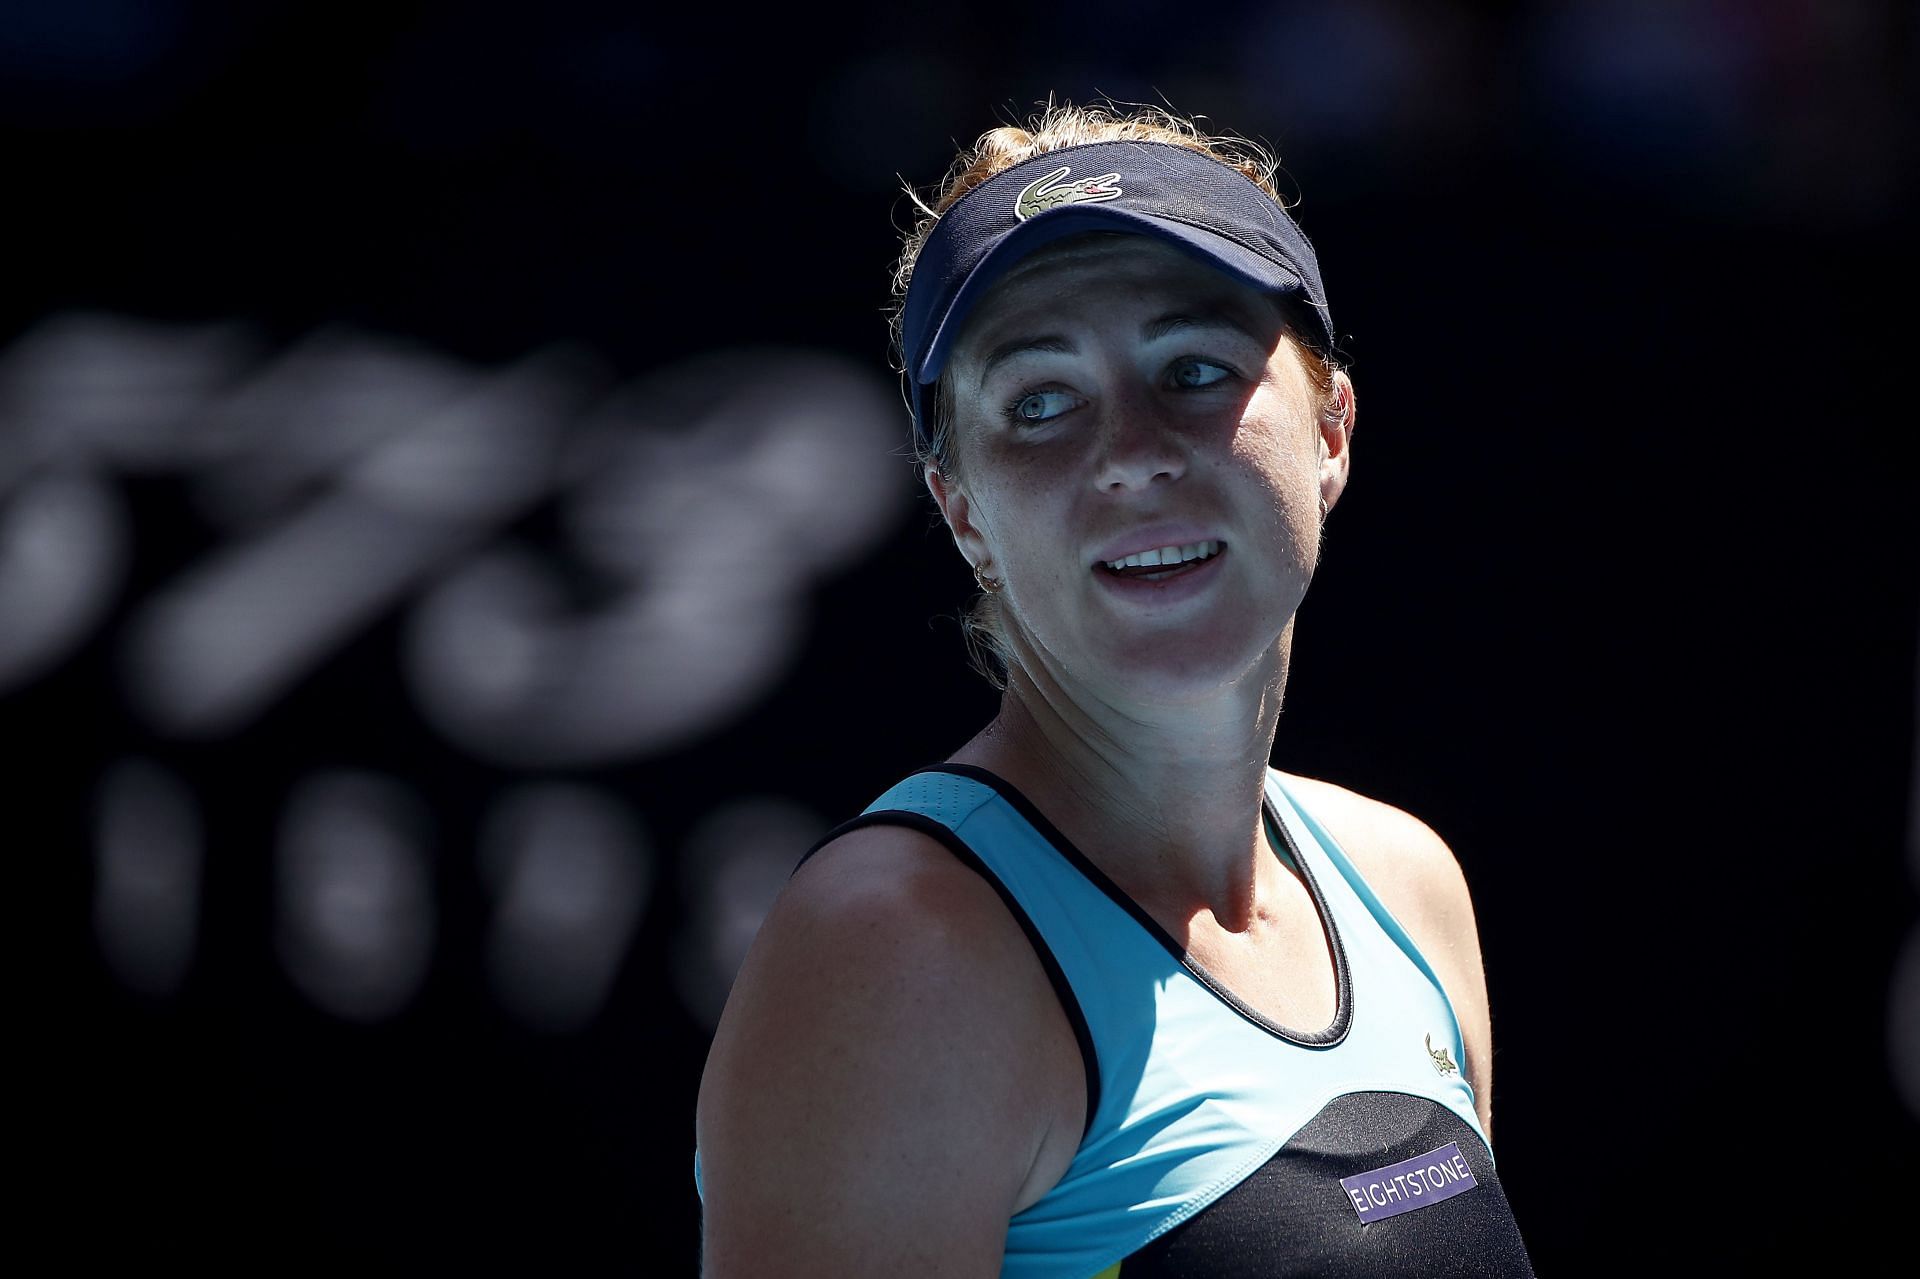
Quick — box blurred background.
[11,0,1915,1270]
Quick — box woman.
[695,104,1533,1277]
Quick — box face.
[926,233,1352,706]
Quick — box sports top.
[695,763,1533,1277]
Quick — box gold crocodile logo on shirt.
[1014,164,1124,221]
[1426,1033,1458,1076]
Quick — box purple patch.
[1340,1142,1479,1223]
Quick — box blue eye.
[1006,388,1080,425]
[1170,358,1233,389]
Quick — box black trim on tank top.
[796,809,1103,1142]
[918,763,1354,1049]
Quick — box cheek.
[964,473,1046,563]
[1228,419,1322,566]
[967,480,1089,633]
[1009,496,1073,574]
[1232,418,1319,507]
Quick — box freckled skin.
[931,234,1337,711]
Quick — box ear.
[924,465,992,574]
[1317,371,1355,514]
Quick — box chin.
[1086,633,1282,706]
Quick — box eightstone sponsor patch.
[1339,1142,1478,1223]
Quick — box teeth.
[1104,539,1221,571]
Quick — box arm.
[695,824,1075,1277]
[1283,778,1498,1143]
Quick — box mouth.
[1095,539,1226,582]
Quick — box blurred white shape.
[92,758,202,997]
[406,544,804,767]
[126,497,451,735]
[564,348,905,578]
[407,348,906,767]
[276,772,436,1023]
[481,784,650,1034]
[0,468,128,693]
[346,351,587,520]
[671,797,824,1029]
[190,330,477,531]
[0,312,254,487]
[122,354,587,738]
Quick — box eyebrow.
[972,308,1269,392]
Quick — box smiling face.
[925,233,1353,707]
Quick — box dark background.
[11,1,1915,1271]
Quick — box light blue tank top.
[696,763,1495,1278]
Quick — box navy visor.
[899,139,1335,450]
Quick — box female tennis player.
[695,103,1533,1277]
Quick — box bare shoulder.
[1276,772,1498,1142]
[695,821,1082,1276]
[1276,773,1473,935]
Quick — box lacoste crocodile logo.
[1426,1033,1458,1076]
[1014,165,1124,221]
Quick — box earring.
[973,563,1002,593]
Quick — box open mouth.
[1096,539,1225,582]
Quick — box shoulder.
[734,821,1069,1031]
[695,820,1081,1274]
[1276,771,1498,1139]
[1274,771,1476,937]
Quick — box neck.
[949,629,1295,933]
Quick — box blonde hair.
[890,100,1343,690]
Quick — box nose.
[1093,398,1187,493]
